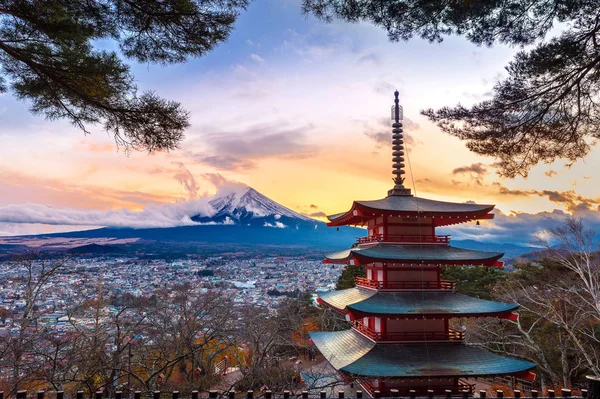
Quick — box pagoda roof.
[309,329,535,378]
[327,195,494,227]
[324,244,503,266]
[318,288,518,317]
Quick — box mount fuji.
[7,187,361,254]
[191,187,314,228]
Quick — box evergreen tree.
[303,0,600,177]
[335,264,365,290]
[441,266,506,300]
[0,0,248,151]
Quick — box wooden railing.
[352,322,464,342]
[2,388,590,399]
[355,278,455,291]
[356,234,450,244]
[354,277,381,289]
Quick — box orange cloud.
[74,140,115,153]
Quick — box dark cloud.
[452,163,489,185]
[358,52,382,65]
[310,204,318,209]
[494,183,599,212]
[187,122,317,171]
[189,154,256,171]
[452,163,488,176]
[364,131,390,147]
[496,185,531,196]
[308,211,327,218]
[545,170,558,177]
[403,118,421,131]
[373,80,395,94]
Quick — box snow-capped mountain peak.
[191,187,314,226]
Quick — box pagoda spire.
[388,90,412,196]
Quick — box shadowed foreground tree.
[0,0,248,151]
[467,218,600,389]
[303,0,600,177]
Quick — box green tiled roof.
[319,288,518,316]
[324,244,503,264]
[328,196,493,221]
[310,329,536,378]
[319,287,376,310]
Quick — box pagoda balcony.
[351,321,464,342]
[355,277,455,291]
[356,234,450,245]
[354,378,477,397]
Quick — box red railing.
[355,277,455,290]
[356,234,450,244]
[354,277,381,289]
[352,321,464,342]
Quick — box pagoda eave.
[327,211,494,228]
[347,309,519,320]
[318,288,519,317]
[323,256,504,267]
[323,244,504,266]
[310,329,536,379]
[327,198,495,227]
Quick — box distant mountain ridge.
[0,187,546,259]
[451,239,543,262]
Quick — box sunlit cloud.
[0,174,249,234]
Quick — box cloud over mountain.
[0,200,214,230]
[0,173,248,234]
[187,122,318,171]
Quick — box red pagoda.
[309,91,536,396]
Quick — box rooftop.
[327,196,494,227]
[324,244,503,266]
[318,288,518,317]
[309,329,536,378]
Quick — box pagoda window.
[377,269,384,282]
[374,317,382,333]
[376,216,384,225]
[367,268,373,280]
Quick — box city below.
[0,254,342,330]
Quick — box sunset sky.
[2,0,600,243]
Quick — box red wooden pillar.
[444,318,449,339]
[383,214,388,241]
